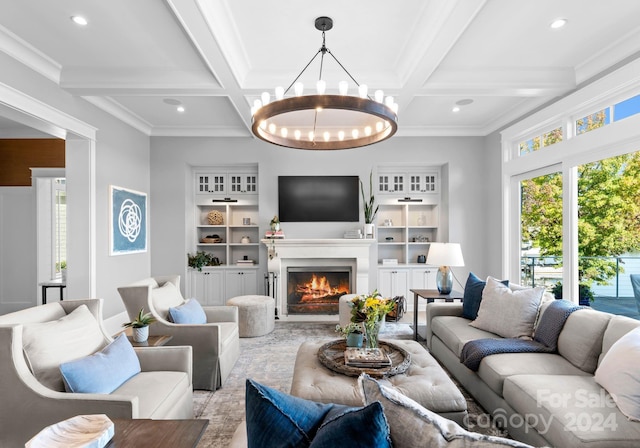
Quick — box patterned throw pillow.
[358,374,535,448]
[245,379,391,448]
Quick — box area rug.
[193,321,508,447]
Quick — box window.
[576,108,610,135]
[577,152,640,305]
[613,94,640,122]
[520,172,563,288]
[53,179,66,278]
[502,60,640,318]
[518,126,563,156]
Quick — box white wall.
[150,135,494,294]
[0,52,151,320]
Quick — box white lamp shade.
[426,243,465,267]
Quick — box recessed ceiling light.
[550,18,567,29]
[452,106,461,113]
[70,15,88,26]
[177,106,185,113]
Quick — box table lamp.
[426,243,465,294]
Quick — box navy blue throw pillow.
[462,273,509,320]
[245,379,391,448]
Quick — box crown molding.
[0,25,61,84]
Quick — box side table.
[107,419,208,447]
[40,279,66,305]
[410,289,463,341]
[126,334,173,347]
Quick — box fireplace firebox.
[287,267,352,314]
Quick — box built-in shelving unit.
[188,165,260,302]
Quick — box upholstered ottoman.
[226,295,275,337]
[290,339,468,425]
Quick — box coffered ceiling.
[1,0,639,138]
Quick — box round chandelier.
[250,17,398,151]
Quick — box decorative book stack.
[265,230,285,238]
[344,348,392,368]
[236,259,255,266]
[343,229,363,239]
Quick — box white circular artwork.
[118,199,142,243]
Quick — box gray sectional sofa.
[426,301,640,447]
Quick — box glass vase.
[364,320,381,349]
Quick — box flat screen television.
[278,176,360,222]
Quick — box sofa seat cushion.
[431,315,498,357]
[113,371,191,418]
[504,374,640,448]
[477,353,590,397]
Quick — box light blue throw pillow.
[59,333,141,394]
[245,378,391,448]
[169,298,207,324]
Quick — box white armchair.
[0,299,193,447]
[117,275,240,390]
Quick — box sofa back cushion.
[22,305,106,391]
[152,281,185,320]
[557,308,611,373]
[599,315,640,365]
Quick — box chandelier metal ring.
[252,95,397,150]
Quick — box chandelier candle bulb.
[253,99,262,110]
[358,84,368,98]
[268,123,276,134]
[316,80,326,94]
[294,82,304,96]
[352,129,359,139]
[275,86,284,100]
[385,96,394,107]
[338,131,345,140]
[261,92,270,105]
[375,90,384,103]
[376,121,383,132]
[281,128,288,138]
[365,126,372,136]
[339,81,348,95]
[308,131,314,141]
[294,130,301,140]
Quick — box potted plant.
[123,308,157,342]
[360,170,378,238]
[551,282,594,306]
[335,322,364,348]
[188,251,218,271]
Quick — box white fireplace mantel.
[261,238,375,318]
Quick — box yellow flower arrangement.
[349,290,394,348]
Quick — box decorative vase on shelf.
[364,223,375,239]
[132,326,149,343]
[364,320,381,349]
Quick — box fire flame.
[296,274,349,301]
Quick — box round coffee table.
[317,339,411,378]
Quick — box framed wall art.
[110,185,147,255]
